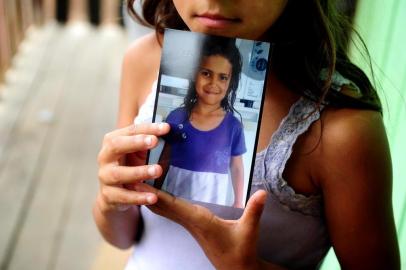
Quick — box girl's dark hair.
[183,36,242,117]
[127,0,382,113]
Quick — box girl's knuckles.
[96,150,105,165]
[97,168,106,183]
[134,134,147,146]
[109,137,122,154]
[101,140,114,156]
[100,187,111,204]
[103,132,113,143]
[110,166,121,184]
[122,193,143,205]
[117,193,130,204]
[127,124,137,134]
[131,168,143,180]
[133,123,143,133]
[133,197,146,205]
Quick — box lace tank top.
[125,73,352,269]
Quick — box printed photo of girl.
[150,30,270,208]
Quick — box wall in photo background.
[159,33,270,124]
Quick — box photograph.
[147,29,271,208]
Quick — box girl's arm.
[93,33,163,249]
[315,109,400,269]
[230,155,244,208]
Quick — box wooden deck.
[0,22,133,270]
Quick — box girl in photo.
[94,0,400,269]
[156,37,246,208]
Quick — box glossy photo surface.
[147,29,272,209]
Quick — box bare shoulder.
[124,32,161,70]
[314,107,400,269]
[122,32,161,89]
[316,107,391,191]
[117,32,161,127]
[323,107,385,147]
[318,108,389,175]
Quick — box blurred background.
[0,1,405,269]
[0,1,148,270]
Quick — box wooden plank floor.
[0,22,133,270]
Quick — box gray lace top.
[253,96,324,216]
[125,72,351,270]
[250,97,329,269]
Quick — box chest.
[189,111,225,131]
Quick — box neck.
[193,102,223,115]
[266,72,299,103]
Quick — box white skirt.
[163,165,234,206]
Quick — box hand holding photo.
[147,29,272,209]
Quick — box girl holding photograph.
[156,37,246,208]
[94,0,400,269]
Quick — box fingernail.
[144,136,152,146]
[147,165,156,176]
[146,195,156,204]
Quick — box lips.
[203,89,220,95]
[195,13,241,28]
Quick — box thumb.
[239,190,268,229]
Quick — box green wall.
[321,0,406,268]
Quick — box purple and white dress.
[163,107,246,206]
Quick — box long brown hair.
[126,0,381,113]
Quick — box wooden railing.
[0,0,122,85]
[1,0,40,84]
